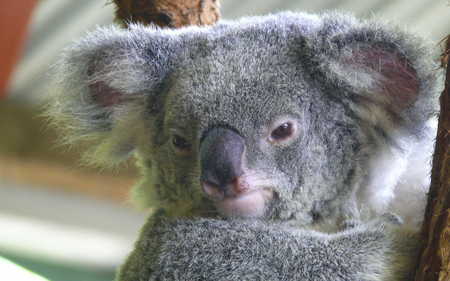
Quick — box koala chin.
[202,165,274,219]
[47,10,442,280]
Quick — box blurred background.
[1,0,449,280]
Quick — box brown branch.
[414,35,450,281]
[111,0,221,28]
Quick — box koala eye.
[271,123,293,139]
[172,135,192,150]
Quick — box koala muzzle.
[200,127,245,199]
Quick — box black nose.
[200,127,245,192]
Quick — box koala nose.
[200,127,245,195]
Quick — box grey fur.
[46,10,441,280]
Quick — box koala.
[47,10,441,280]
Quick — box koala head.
[47,11,439,228]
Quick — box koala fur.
[47,10,441,280]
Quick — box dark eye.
[271,123,293,139]
[173,135,192,149]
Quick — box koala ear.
[337,46,421,118]
[47,25,173,167]
[328,45,421,128]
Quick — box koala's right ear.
[46,25,175,167]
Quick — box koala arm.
[116,210,419,281]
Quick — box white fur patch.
[356,121,435,229]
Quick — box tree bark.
[414,36,450,281]
[112,0,220,28]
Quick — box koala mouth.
[201,178,273,218]
[216,189,273,218]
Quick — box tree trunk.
[414,36,450,280]
[112,0,220,28]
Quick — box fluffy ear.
[317,20,439,137]
[46,25,173,167]
[334,45,420,124]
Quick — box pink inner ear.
[89,81,125,108]
[354,47,420,111]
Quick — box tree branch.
[111,0,220,28]
[414,35,450,281]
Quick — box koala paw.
[376,213,404,227]
[339,213,405,233]
[339,219,362,231]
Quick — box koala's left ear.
[322,30,437,132]
[342,46,419,105]
[46,25,175,167]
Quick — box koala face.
[141,41,362,226]
[48,11,439,229]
